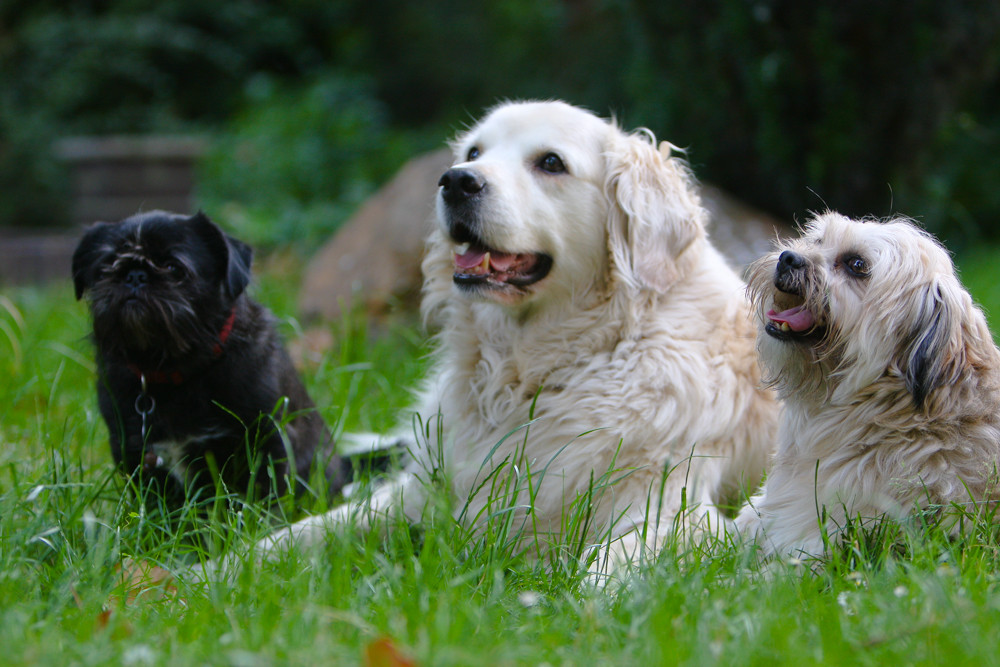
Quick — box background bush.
[1,0,999,248]
[197,73,436,248]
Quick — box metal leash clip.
[134,372,156,442]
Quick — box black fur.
[905,280,961,409]
[73,210,351,509]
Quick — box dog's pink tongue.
[767,305,816,332]
[455,247,487,270]
[487,251,520,271]
[454,247,524,272]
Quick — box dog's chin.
[763,321,827,344]
[451,241,553,304]
[92,293,197,360]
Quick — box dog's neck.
[126,306,238,385]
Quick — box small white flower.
[122,644,156,666]
[518,590,542,608]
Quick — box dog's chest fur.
[419,283,769,533]
[149,427,233,484]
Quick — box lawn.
[4,248,1000,666]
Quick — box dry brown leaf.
[113,558,178,604]
[364,636,418,667]
[91,558,183,635]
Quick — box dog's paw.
[732,506,764,545]
[339,432,405,457]
[338,432,409,493]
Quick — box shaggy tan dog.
[213,101,778,578]
[735,212,1000,558]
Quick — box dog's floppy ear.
[222,234,253,299]
[71,222,116,300]
[189,211,253,299]
[605,132,705,294]
[903,276,967,408]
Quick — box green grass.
[5,250,1000,666]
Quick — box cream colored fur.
[735,212,1000,558]
[234,101,779,578]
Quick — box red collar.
[212,306,237,356]
[128,306,237,385]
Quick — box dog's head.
[426,100,706,314]
[72,210,252,366]
[748,212,994,408]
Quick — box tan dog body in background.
[244,101,778,576]
[735,213,1000,557]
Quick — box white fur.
[215,101,779,579]
[735,213,1000,558]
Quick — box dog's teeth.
[780,322,791,332]
[480,252,491,273]
[455,242,470,255]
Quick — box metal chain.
[133,372,156,442]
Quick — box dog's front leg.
[190,471,426,583]
[733,469,835,559]
[585,477,727,586]
[257,470,425,554]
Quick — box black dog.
[73,210,352,510]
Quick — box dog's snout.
[125,268,149,291]
[439,168,486,204]
[777,250,806,272]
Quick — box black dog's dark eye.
[537,152,566,174]
[165,262,183,277]
[466,146,480,161]
[843,255,869,278]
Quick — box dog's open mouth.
[453,242,553,288]
[765,298,825,342]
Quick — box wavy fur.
[735,212,1000,557]
[233,101,779,579]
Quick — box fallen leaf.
[364,636,418,667]
[95,608,114,630]
[71,583,132,637]
[114,558,178,604]
[116,558,177,602]
[93,558,183,635]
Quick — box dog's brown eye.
[843,255,869,278]
[466,146,480,161]
[537,152,566,174]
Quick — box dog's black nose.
[438,168,485,204]
[777,250,806,272]
[124,268,148,291]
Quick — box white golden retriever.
[735,213,1000,558]
[211,101,779,579]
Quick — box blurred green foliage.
[1,0,999,248]
[197,74,434,248]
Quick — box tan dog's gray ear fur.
[605,133,705,294]
[903,277,966,408]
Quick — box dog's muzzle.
[439,168,487,244]
[765,250,822,341]
[439,168,485,206]
[775,249,804,279]
[772,250,807,299]
[124,268,149,294]
[438,167,553,292]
